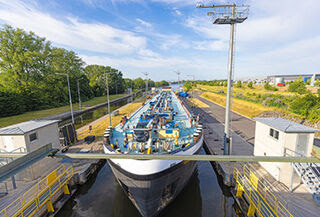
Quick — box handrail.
[0,164,73,217]
[234,165,293,217]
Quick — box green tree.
[288,78,307,94]
[248,81,254,89]
[235,80,242,88]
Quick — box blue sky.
[0,0,320,81]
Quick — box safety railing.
[234,164,293,217]
[0,164,73,217]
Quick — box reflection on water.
[56,149,239,217]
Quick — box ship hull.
[107,137,203,217]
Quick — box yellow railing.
[0,164,73,217]
[233,165,293,217]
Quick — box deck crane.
[197,2,249,155]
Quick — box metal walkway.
[233,165,293,217]
[0,164,73,217]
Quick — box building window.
[269,128,274,137]
[269,128,279,140]
[29,133,37,142]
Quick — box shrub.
[289,94,318,117]
[248,81,254,89]
[236,81,242,88]
[264,82,278,91]
[288,79,307,94]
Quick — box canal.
[56,85,240,217]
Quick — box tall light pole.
[105,72,111,127]
[197,3,249,155]
[142,72,149,95]
[56,73,74,125]
[175,71,181,87]
[76,78,83,110]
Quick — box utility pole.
[197,3,249,155]
[77,78,83,110]
[105,72,111,127]
[142,72,149,95]
[175,71,181,87]
[56,73,75,125]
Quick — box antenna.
[197,3,249,156]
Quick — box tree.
[248,81,254,89]
[288,78,307,94]
[184,81,192,91]
[235,80,242,88]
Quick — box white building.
[253,117,319,186]
[0,120,60,152]
[0,120,61,180]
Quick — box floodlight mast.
[142,72,149,94]
[197,3,249,155]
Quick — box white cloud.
[136,18,152,28]
[0,0,147,55]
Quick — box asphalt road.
[192,91,256,145]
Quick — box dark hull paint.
[108,146,202,217]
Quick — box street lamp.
[76,78,83,110]
[56,73,74,125]
[105,72,111,127]
[197,3,249,155]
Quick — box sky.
[0,0,319,81]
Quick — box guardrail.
[0,164,73,217]
[233,164,293,217]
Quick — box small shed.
[253,117,319,186]
[0,120,60,153]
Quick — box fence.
[0,164,73,217]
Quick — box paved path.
[194,91,256,145]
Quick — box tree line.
[0,25,168,117]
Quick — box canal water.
[56,150,239,217]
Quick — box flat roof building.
[253,117,319,188]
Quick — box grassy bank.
[0,94,125,128]
[200,92,276,118]
[77,98,144,139]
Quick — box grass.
[77,98,145,139]
[200,92,275,118]
[190,98,209,108]
[0,94,125,128]
[197,84,295,96]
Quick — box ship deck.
[107,90,199,155]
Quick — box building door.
[2,136,14,152]
[296,134,309,156]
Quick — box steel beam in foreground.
[1,150,320,163]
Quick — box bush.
[248,81,254,89]
[264,82,278,91]
[235,81,242,88]
[289,94,318,117]
[288,79,307,94]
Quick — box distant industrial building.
[267,73,320,85]
[236,73,320,86]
